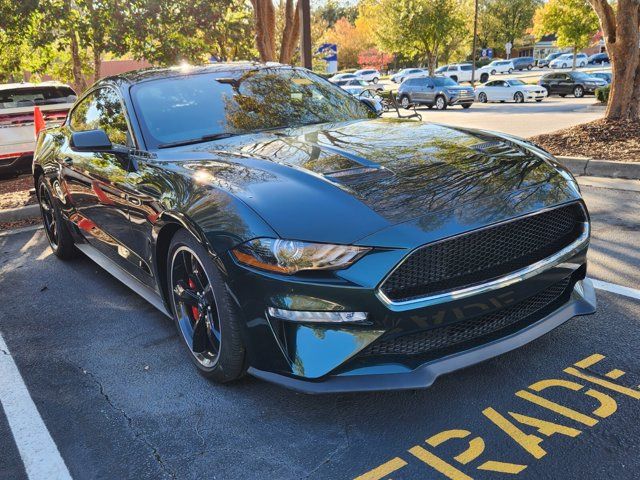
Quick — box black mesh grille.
[363,277,571,357]
[380,203,585,302]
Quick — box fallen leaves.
[530,119,640,162]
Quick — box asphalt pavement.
[382,96,604,138]
[1,178,639,480]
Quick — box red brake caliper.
[188,278,200,320]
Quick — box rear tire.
[167,230,247,383]
[37,176,76,260]
[461,104,472,109]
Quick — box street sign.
[487,48,493,58]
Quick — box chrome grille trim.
[376,204,589,311]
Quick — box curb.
[556,156,640,180]
[0,204,40,222]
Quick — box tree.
[587,0,640,120]
[358,48,393,70]
[533,0,599,69]
[486,0,542,48]
[374,0,468,75]
[324,18,372,69]
[249,0,301,64]
[315,0,357,28]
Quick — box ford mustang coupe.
[33,63,596,393]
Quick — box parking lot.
[382,96,603,137]
[1,176,639,479]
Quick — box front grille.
[363,277,571,357]
[380,203,586,303]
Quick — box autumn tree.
[484,0,542,48]
[587,0,640,120]
[375,0,467,75]
[533,0,599,69]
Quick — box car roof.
[0,81,72,91]
[96,62,298,88]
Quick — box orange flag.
[34,106,46,139]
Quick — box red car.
[0,82,76,177]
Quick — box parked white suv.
[354,69,381,83]
[550,53,588,69]
[481,60,515,75]
[390,68,428,83]
[436,63,491,83]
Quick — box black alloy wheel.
[37,177,76,259]
[168,230,246,382]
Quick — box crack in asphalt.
[303,398,352,479]
[75,365,177,480]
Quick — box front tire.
[37,176,76,260]
[461,104,472,109]
[372,77,379,84]
[514,91,525,103]
[400,95,411,110]
[168,230,246,382]
[435,95,447,110]
[478,92,488,103]
[574,85,584,98]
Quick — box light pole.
[470,0,479,86]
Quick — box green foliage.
[480,0,542,47]
[374,0,468,73]
[533,0,599,50]
[316,0,358,28]
[595,85,610,103]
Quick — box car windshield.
[0,86,76,109]
[131,68,375,148]
[508,80,525,86]
[433,77,458,87]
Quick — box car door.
[543,74,557,94]
[60,87,136,270]
[422,77,436,104]
[412,77,430,103]
[494,81,509,100]
[558,74,573,94]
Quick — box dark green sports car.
[33,63,596,393]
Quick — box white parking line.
[592,279,640,301]
[0,332,72,480]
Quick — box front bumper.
[250,278,596,393]
[225,229,593,393]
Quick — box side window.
[447,65,458,71]
[70,88,130,146]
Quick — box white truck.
[0,82,76,177]
[435,63,492,84]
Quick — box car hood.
[163,118,579,245]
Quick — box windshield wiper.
[157,132,237,149]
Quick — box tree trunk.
[279,0,301,64]
[250,0,277,62]
[93,48,101,84]
[70,31,87,92]
[589,0,640,120]
[572,46,577,70]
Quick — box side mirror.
[70,129,113,152]
[360,97,383,116]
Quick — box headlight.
[446,89,458,95]
[231,238,370,274]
